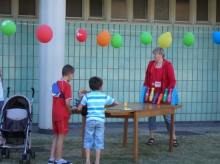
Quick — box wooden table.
[71,103,182,163]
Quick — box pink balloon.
[36,24,53,43]
[76,28,87,42]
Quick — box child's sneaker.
[54,158,73,164]
[48,158,55,164]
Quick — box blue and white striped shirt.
[80,91,115,122]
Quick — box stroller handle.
[31,87,35,98]
[7,87,10,98]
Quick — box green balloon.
[1,20,17,36]
[140,32,152,45]
[183,32,195,46]
[111,33,123,48]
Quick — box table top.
[71,103,182,114]
[105,102,182,113]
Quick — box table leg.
[82,116,86,158]
[123,117,128,147]
[133,112,138,162]
[169,113,174,152]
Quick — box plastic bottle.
[149,87,155,102]
[157,93,163,104]
[140,86,147,103]
[145,87,150,102]
[152,92,159,104]
[124,102,127,109]
[171,88,179,106]
[167,88,172,103]
[163,88,168,102]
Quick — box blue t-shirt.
[80,91,115,122]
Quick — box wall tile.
[1,21,219,123]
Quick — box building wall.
[0,20,219,123]
[0,0,220,123]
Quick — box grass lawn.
[0,132,219,164]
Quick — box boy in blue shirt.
[78,76,118,164]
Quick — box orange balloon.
[97,30,111,47]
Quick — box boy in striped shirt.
[78,76,118,164]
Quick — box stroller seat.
[6,108,27,121]
[2,108,28,133]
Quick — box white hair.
[152,47,165,58]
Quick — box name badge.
[155,81,161,88]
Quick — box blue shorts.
[84,120,105,150]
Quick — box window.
[196,0,208,21]
[154,0,169,21]
[90,0,103,17]
[66,0,82,17]
[111,0,126,19]
[0,0,11,15]
[19,0,35,16]
[133,0,148,19]
[176,0,189,21]
[217,0,220,22]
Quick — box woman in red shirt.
[143,47,178,147]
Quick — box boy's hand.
[81,107,88,116]
[78,104,88,116]
[77,104,83,111]
[105,101,119,108]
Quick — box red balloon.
[36,24,53,43]
[76,28,87,42]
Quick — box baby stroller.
[0,87,35,164]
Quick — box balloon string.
[110,29,118,35]
[1,21,218,34]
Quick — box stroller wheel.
[26,154,30,164]
[0,150,2,162]
[1,149,5,155]
[19,154,23,164]
[31,150,35,159]
[5,149,10,159]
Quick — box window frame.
[174,0,191,24]
[0,0,12,16]
[0,0,39,20]
[88,0,104,20]
[18,0,37,18]
[66,0,84,20]
[215,0,220,24]
[0,0,219,26]
[132,0,149,22]
[153,0,172,24]
[110,0,129,22]
[195,0,210,24]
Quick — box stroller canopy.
[1,95,31,118]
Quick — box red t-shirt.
[52,80,72,121]
[150,64,164,93]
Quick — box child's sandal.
[146,138,154,146]
[173,139,179,147]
